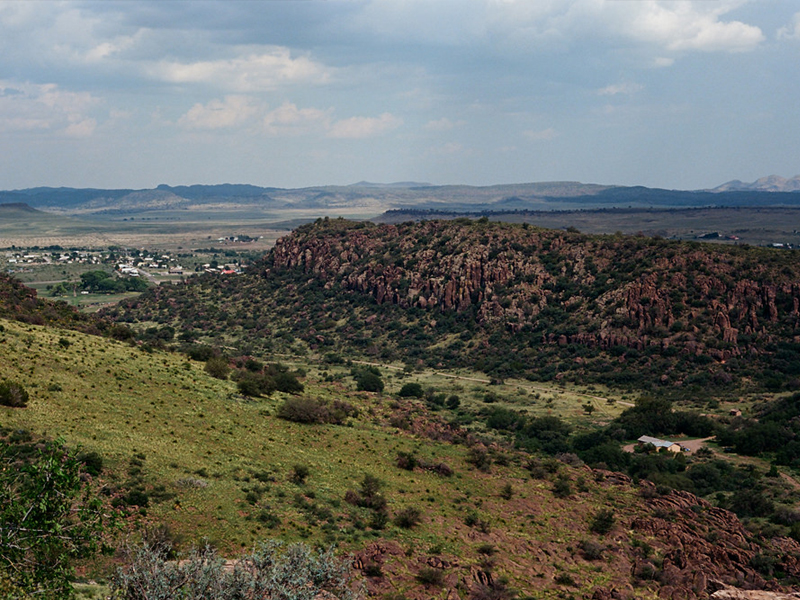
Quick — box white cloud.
[597,82,643,96]
[64,117,97,138]
[619,1,764,53]
[777,12,800,40]
[176,98,397,140]
[0,80,101,136]
[424,117,465,131]
[262,102,332,136]
[147,48,331,92]
[524,127,557,141]
[178,96,261,130]
[327,113,402,139]
[480,0,766,54]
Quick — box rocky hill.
[107,218,800,395]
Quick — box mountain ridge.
[4,177,800,215]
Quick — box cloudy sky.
[1,0,798,190]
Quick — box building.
[637,435,682,453]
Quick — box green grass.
[0,317,651,595]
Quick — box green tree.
[0,438,109,598]
[353,368,384,393]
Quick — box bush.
[589,509,615,535]
[277,397,325,423]
[112,540,357,600]
[499,483,514,500]
[345,474,388,513]
[0,381,29,408]
[415,567,445,587]
[396,452,418,471]
[185,344,216,362]
[578,539,605,560]
[77,450,104,476]
[394,507,422,529]
[354,369,384,393]
[398,383,424,398]
[291,465,310,485]
[205,357,230,380]
[552,475,572,498]
[237,378,263,397]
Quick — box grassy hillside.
[5,317,799,598]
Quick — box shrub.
[554,573,576,586]
[273,370,304,394]
[589,509,615,535]
[276,397,326,424]
[237,377,263,397]
[354,369,384,393]
[364,563,383,578]
[256,510,281,529]
[141,524,182,559]
[476,543,496,556]
[499,483,514,500]
[369,511,388,530]
[398,383,424,398]
[291,464,310,485]
[0,381,29,408]
[1,439,108,597]
[394,507,422,529]
[185,344,215,362]
[468,580,517,600]
[346,474,388,513]
[112,540,357,600]
[552,475,572,498]
[205,357,230,380]
[468,447,492,472]
[77,450,104,476]
[396,452,418,471]
[578,539,604,560]
[415,567,445,587]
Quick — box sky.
[0,0,798,191]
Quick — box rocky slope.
[107,218,800,393]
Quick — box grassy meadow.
[0,317,658,598]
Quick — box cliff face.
[269,219,800,365]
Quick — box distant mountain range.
[1,177,799,216]
[711,175,800,193]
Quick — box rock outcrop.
[265,219,800,385]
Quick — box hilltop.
[106,218,800,396]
